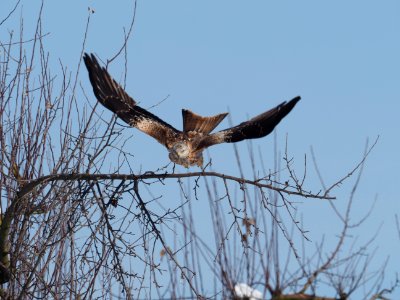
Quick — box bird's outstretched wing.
[196,96,300,150]
[83,53,181,148]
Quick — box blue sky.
[2,0,400,298]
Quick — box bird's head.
[168,142,191,167]
[170,142,190,159]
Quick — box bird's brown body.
[83,53,300,167]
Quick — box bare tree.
[0,2,397,299]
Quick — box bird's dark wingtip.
[274,95,301,118]
[83,53,103,76]
[83,53,99,65]
[291,95,301,103]
[83,52,91,62]
[284,96,301,109]
[83,53,91,67]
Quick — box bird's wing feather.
[83,53,181,148]
[196,96,300,150]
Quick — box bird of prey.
[83,53,300,168]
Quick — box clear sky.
[2,0,399,298]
